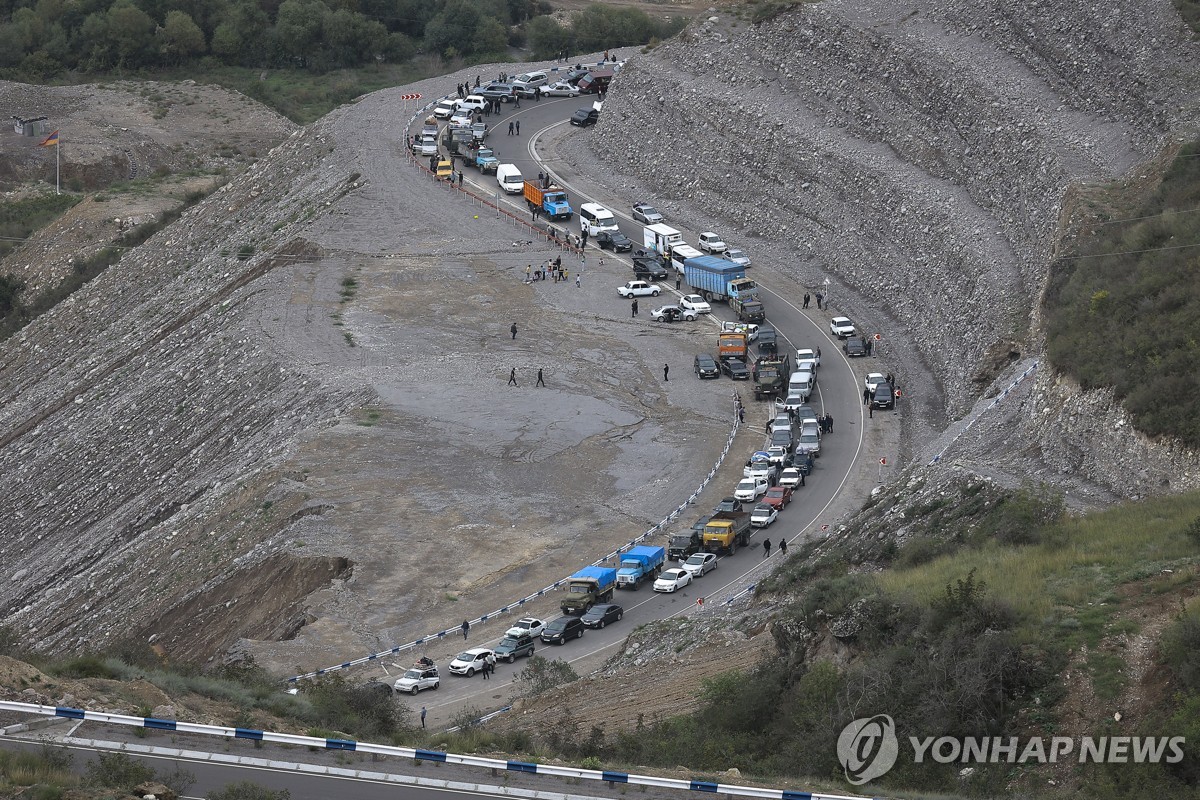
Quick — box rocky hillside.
[580,0,1200,495]
[2,0,1198,674]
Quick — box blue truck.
[474,147,499,174]
[684,255,760,308]
[615,545,666,590]
[523,180,573,220]
[561,565,617,614]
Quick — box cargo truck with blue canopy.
[560,566,617,614]
[684,255,761,311]
[615,545,666,590]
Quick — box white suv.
[698,232,727,254]
[830,317,856,338]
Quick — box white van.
[579,203,618,236]
[496,164,523,194]
[670,244,703,274]
[788,370,815,401]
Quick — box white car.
[766,446,789,465]
[450,109,474,126]
[432,99,457,119]
[698,232,727,254]
[743,461,776,484]
[456,95,487,113]
[393,665,440,695]
[778,468,804,489]
[651,304,696,322]
[721,320,760,341]
[448,648,495,677]
[505,617,545,639]
[653,568,693,593]
[830,317,856,338]
[618,280,661,298]
[724,248,752,268]
[415,135,438,157]
[681,552,718,577]
[796,348,821,371]
[780,395,808,414]
[750,503,778,528]
[679,294,712,314]
[734,477,769,502]
[540,81,580,97]
[865,373,888,392]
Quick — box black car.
[787,451,815,476]
[843,336,867,357]
[757,329,778,354]
[713,497,743,513]
[570,107,599,127]
[871,383,895,410]
[581,604,624,629]
[541,615,585,644]
[494,633,536,662]
[596,230,633,252]
[694,353,720,379]
[720,358,750,380]
[632,255,669,281]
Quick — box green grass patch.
[0,193,81,260]
[1043,137,1200,447]
[876,489,1200,638]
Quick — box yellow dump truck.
[703,510,753,555]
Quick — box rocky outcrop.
[577,0,1200,492]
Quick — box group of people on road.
[762,538,788,558]
[801,292,825,310]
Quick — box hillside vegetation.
[1044,138,1200,447]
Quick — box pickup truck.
[703,511,753,555]
[616,545,666,590]
[523,181,573,219]
[561,566,616,614]
[474,147,499,173]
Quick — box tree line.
[0,0,684,76]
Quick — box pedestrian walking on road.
[511,322,518,340]
[826,413,834,433]
[508,368,517,386]
[420,707,427,728]
[779,539,788,556]
[515,120,521,134]
[482,660,491,680]
[576,273,581,288]
[869,403,874,418]
[676,276,681,291]
[803,293,811,309]
[738,406,745,424]
[863,387,871,405]
[664,363,670,382]
[815,292,824,309]
[508,121,514,135]
[536,368,545,387]
[632,299,639,317]
[763,539,772,558]
[461,620,470,640]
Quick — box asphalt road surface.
[404,96,869,722]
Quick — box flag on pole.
[40,130,60,147]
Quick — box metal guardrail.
[0,700,873,800]
[287,394,743,683]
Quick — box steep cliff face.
[580,0,1200,492]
